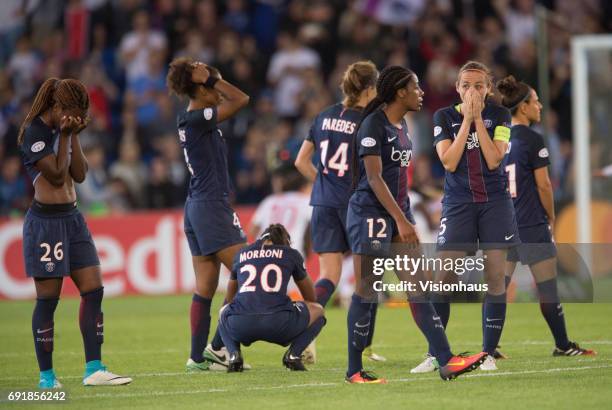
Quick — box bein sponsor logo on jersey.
[466,132,480,150]
[239,248,284,263]
[391,147,412,167]
[321,117,356,134]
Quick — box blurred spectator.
[7,36,41,102]
[76,144,111,212]
[0,155,29,215]
[223,0,250,35]
[267,29,320,119]
[145,157,181,209]
[0,0,607,216]
[109,140,147,208]
[119,9,167,81]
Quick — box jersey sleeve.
[528,131,551,169]
[305,118,316,142]
[21,124,55,164]
[230,253,240,280]
[357,115,384,157]
[493,107,512,143]
[290,250,308,282]
[433,109,452,146]
[187,106,218,133]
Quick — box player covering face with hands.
[19,78,132,388]
[418,61,518,374]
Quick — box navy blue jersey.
[503,124,550,227]
[20,117,61,183]
[433,102,512,204]
[230,241,307,314]
[177,107,231,200]
[352,109,412,213]
[307,103,362,208]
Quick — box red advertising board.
[0,207,319,300]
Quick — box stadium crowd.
[1,0,610,217]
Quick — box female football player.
[19,78,131,388]
[424,61,518,372]
[167,58,250,371]
[345,65,486,383]
[497,75,595,357]
[295,60,385,362]
[218,224,326,372]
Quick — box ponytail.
[18,78,60,145]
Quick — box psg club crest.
[483,119,492,128]
[371,240,382,251]
[45,262,55,272]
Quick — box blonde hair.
[341,60,378,108]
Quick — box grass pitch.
[1,295,611,409]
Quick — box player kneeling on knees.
[217,224,326,372]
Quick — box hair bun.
[496,75,519,97]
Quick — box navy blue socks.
[428,293,450,356]
[410,295,452,366]
[537,278,570,350]
[482,292,507,355]
[314,278,336,307]
[290,316,327,357]
[32,297,59,371]
[347,294,373,376]
[79,287,104,363]
[190,294,212,362]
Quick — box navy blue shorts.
[346,201,416,256]
[436,199,520,252]
[507,223,556,265]
[184,198,246,256]
[311,206,349,253]
[23,202,100,278]
[219,301,310,347]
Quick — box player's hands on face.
[397,217,419,245]
[74,116,90,134]
[472,89,484,119]
[463,89,476,122]
[60,115,79,135]
[191,62,210,84]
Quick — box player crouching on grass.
[217,224,326,372]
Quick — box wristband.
[203,76,219,89]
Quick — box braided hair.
[259,224,291,246]
[350,66,415,188]
[18,78,89,145]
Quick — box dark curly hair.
[166,57,221,99]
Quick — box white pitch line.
[2,340,611,359]
[57,364,612,401]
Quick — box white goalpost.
[571,34,612,244]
